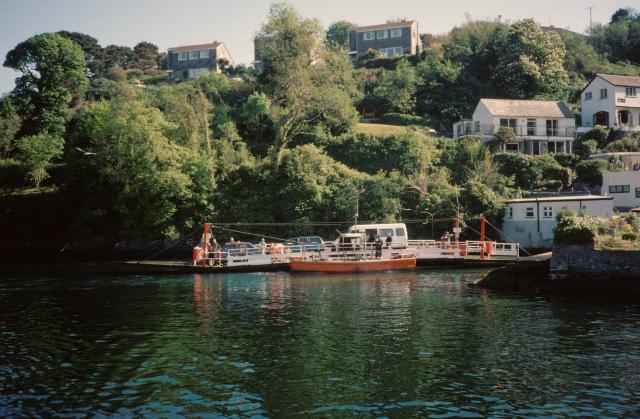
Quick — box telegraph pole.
[587,5,595,35]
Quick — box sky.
[0,0,631,93]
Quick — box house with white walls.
[580,74,640,131]
[453,99,576,155]
[501,194,614,248]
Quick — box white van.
[347,223,408,248]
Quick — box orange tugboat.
[289,254,416,273]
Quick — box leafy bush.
[580,125,610,148]
[575,159,607,187]
[605,137,639,152]
[622,231,639,241]
[379,112,430,126]
[553,153,580,168]
[142,74,169,85]
[575,138,598,159]
[554,210,598,246]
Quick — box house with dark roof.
[580,74,640,131]
[348,20,421,62]
[167,42,235,82]
[453,99,576,155]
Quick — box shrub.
[580,125,610,148]
[605,137,639,152]
[553,153,580,168]
[554,210,597,246]
[575,138,598,159]
[575,159,607,187]
[622,231,639,241]
[379,112,430,126]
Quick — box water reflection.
[1,271,639,417]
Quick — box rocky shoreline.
[477,245,640,294]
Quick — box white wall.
[602,171,640,209]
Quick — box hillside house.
[580,74,640,131]
[348,20,421,62]
[453,99,576,155]
[167,42,235,81]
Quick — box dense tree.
[591,9,640,65]
[100,45,136,72]
[4,32,88,137]
[0,97,21,157]
[133,41,159,70]
[67,85,215,239]
[493,19,568,99]
[254,3,357,162]
[325,20,356,49]
[373,58,417,114]
[254,2,323,85]
[16,132,64,187]
[575,159,608,187]
[56,31,103,77]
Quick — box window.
[546,119,558,136]
[626,87,637,97]
[500,118,517,128]
[600,88,608,99]
[585,91,592,100]
[543,206,553,218]
[390,28,402,37]
[376,30,388,39]
[525,207,534,218]
[189,51,200,60]
[379,47,404,58]
[474,121,480,133]
[527,119,536,135]
[636,187,640,198]
[508,207,513,218]
[178,52,188,61]
[200,50,209,59]
[609,185,630,193]
[379,228,393,238]
[395,228,405,237]
[505,143,519,151]
[363,31,375,40]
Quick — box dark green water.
[1,271,640,417]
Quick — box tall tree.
[4,32,88,137]
[254,2,323,87]
[373,58,417,114]
[133,41,159,70]
[255,3,357,163]
[325,20,356,49]
[493,19,568,99]
[56,31,103,77]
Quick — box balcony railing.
[455,124,576,138]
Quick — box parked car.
[284,236,325,252]
[223,242,261,256]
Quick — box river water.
[1,270,640,417]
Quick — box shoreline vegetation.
[1,4,640,271]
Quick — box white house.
[601,171,640,210]
[501,194,614,248]
[580,74,640,131]
[453,99,576,155]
